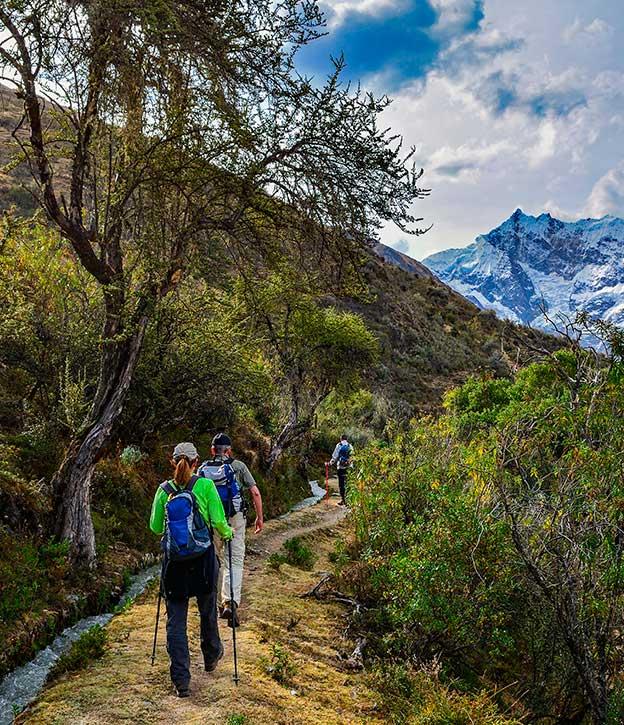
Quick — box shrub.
[0,534,43,622]
[268,536,316,572]
[262,643,297,685]
[370,664,522,725]
[348,343,624,722]
[48,625,108,679]
[119,445,145,466]
[226,715,248,725]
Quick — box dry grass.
[20,495,381,725]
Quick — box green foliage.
[48,625,108,680]
[0,528,70,623]
[0,534,44,623]
[123,280,279,442]
[58,361,89,434]
[315,387,391,451]
[262,643,298,685]
[0,221,101,433]
[91,459,155,554]
[282,537,316,570]
[443,376,512,433]
[371,664,522,725]
[0,441,49,529]
[349,346,624,721]
[268,536,317,571]
[225,716,248,725]
[237,272,380,461]
[119,446,144,467]
[267,552,286,571]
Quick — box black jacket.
[162,546,219,600]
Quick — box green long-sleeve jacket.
[150,476,233,540]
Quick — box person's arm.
[234,461,264,533]
[149,487,167,535]
[249,485,263,533]
[196,477,233,540]
[329,442,340,465]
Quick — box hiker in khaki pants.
[198,433,263,627]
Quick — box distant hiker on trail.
[150,442,233,698]
[330,434,354,506]
[198,433,264,629]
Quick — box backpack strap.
[186,474,214,536]
[186,474,200,492]
[159,476,199,497]
[160,481,176,497]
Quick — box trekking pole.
[227,538,240,685]
[325,461,330,503]
[151,582,162,666]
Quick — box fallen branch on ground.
[338,637,367,671]
[300,573,332,598]
[300,574,363,614]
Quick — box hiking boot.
[338,499,346,506]
[204,643,224,672]
[222,600,240,628]
[175,684,190,698]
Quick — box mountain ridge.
[423,209,624,329]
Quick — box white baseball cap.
[172,442,198,461]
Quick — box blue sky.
[299,0,624,259]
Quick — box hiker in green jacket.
[150,441,233,697]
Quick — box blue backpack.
[198,458,242,517]
[160,475,212,561]
[337,443,352,467]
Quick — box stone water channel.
[0,480,328,722]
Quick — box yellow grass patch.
[21,499,381,724]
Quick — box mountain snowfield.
[423,209,624,330]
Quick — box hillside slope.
[337,249,559,412]
[0,83,557,414]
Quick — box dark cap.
[212,432,232,448]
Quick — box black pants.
[165,589,222,687]
[337,468,348,502]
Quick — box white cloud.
[528,120,557,167]
[585,164,624,217]
[427,139,513,182]
[391,238,411,253]
[428,0,481,39]
[372,0,624,258]
[321,0,407,29]
[563,17,613,43]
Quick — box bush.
[48,625,108,679]
[348,345,624,722]
[119,445,145,466]
[262,643,297,685]
[267,536,316,571]
[371,664,522,725]
[91,459,155,553]
[0,534,44,622]
[226,716,248,725]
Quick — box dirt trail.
[20,492,381,724]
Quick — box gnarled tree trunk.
[267,381,328,469]
[53,315,149,567]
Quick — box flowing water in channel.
[286,479,327,513]
[0,480,327,722]
[0,564,161,723]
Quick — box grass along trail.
[19,486,381,724]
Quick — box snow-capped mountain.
[423,209,624,329]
